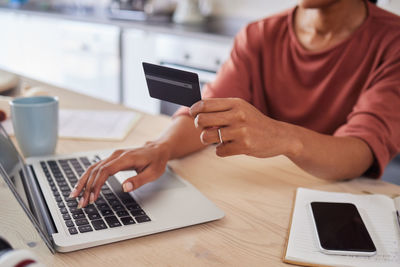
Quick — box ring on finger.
[218,128,223,144]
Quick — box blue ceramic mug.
[10,96,58,157]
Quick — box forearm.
[154,115,206,160]
[283,123,374,180]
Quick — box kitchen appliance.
[108,0,173,21]
[154,34,232,115]
[173,0,205,24]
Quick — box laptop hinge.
[24,165,57,253]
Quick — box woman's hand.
[190,98,300,158]
[70,141,171,209]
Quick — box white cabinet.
[122,29,160,114]
[0,12,120,103]
[0,11,234,112]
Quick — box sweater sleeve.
[334,47,400,178]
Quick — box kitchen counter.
[0,4,246,42]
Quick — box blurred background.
[0,0,399,115]
[0,0,399,182]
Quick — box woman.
[72,0,400,208]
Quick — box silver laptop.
[0,123,224,252]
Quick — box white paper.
[285,188,400,267]
[3,109,142,141]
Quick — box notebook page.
[3,109,142,141]
[59,109,141,141]
[285,188,400,267]
[394,197,400,211]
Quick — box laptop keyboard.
[39,156,151,235]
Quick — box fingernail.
[89,193,95,204]
[77,197,84,209]
[123,182,133,192]
[69,189,77,198]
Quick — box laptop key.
[69,207,78,213]
[101,184,110,190]
[58,202,65,208]
[104,194,117,201]
[71,210,84,216]
[84,206,97,214]
[116,210,129,217]
[101,209,113,216]
[109,199,121,206]
[55,196,63,203]
[95,198,107,205]
[135,215,151,223]
[67,201,78,208]
[57,181,68,187]
[53,190,60,197]
[72,213,86,220]
[126,204,141,211]
[68,227,78,235]
[88,212,101,220]
[102,189,113,195]
[60,186,70,192]
[63,214,71,220]
[92,219,108,230]
[60,207,68,214]
[120,216,135,225]
[97,203,110,210]
[112,204,124,211]
[65,220,74,227]
[121,197,136,205]
[75,218,89,226]
[131,209,146,217]
[104,216,122,228]
[78,225,93,233]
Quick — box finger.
[89,152,149,200]
[79,162,110,208]
[69,161,101,198]
[79,159,125,208]
[200,126,235,145]
[215,141,241,157]
[190,98,236,118]
[194,110,237,129]
[73,149,125,202]
[122,167,161,192]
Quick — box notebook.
[3,109,142,141]
[283,188,400,267]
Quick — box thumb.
[122,168,159,192]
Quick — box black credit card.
[142,62,202,107]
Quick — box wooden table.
[1,78,399,266]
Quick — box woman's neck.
[294,0,367,51]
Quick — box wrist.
[279,122,304,160]
[146,139,174,161]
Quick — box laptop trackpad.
[114,167,186,194]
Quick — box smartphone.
[309,202,377,256]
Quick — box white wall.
[210,0,296,20]
[209,0,400,20]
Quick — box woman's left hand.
[190,98,299,158]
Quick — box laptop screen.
[0,123,31,210]
[0,122,55,252]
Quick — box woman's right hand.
[69,141,171,209]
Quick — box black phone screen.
[310,202,376,253]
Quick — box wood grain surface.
[1,75,399,266]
